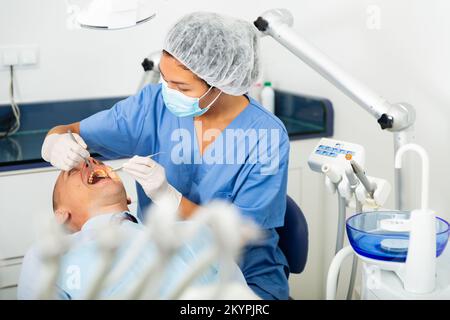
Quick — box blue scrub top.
[80,84,290,299]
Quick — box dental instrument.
[345,168,362,212]
[254,8,416,210]
[350,160,375,199]
[111,152,164,172]
[67,129,92,171]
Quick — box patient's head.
[52,158,128,232]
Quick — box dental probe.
[67,129,93,171]
[111,152,165,172]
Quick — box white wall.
[1,0,449,299]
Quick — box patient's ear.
[54,209,70,225]
[126,196,132,205]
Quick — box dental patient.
[17,158,246,299]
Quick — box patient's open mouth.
[88,168,110,185]
[81,158,121,186]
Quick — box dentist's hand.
[41,133,90,171]
[122,156,182,211]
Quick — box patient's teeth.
[88,172,94,184]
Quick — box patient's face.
[55,158,127,230]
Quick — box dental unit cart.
[253,8,449,299]
[312,139,450,300]
[344,144,450,299]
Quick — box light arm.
[253,9,415,131]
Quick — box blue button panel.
[316,145,355,158]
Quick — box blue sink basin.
[346,211,450,263]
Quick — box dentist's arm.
[42,122,90,171]
[179,197,200,219]
[47,122,81,135]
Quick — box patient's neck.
[87,199,129,219]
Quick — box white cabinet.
[0,257,22,299]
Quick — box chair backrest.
[276,195,309,274]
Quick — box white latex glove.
[41,133,90,171]
[122,156,182,212]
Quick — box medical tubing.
[9,66,20,134]
[346,202,361,299]
[1,66,20,138]
[335,193,346,254]
[326,246,353,300]
[166,247,218,300]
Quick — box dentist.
[41,12,290,300]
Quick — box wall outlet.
[0,45,39,69]
[2,51,19,66]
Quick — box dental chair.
[277,195,309,276]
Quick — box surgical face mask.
[160,78,222,117]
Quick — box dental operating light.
[67,0,156,30]
[254,9,416,210]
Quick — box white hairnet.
[164,12,261,96]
